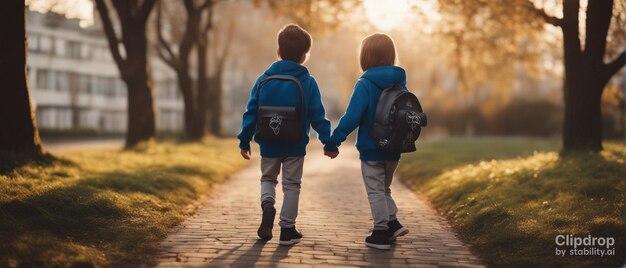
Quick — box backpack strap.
[256,75,308,119]
[360,79,404,131]
[374,83,404,124]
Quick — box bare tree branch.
[604,50,625,79]
[155,1,178,69]
[537,10,562,27]
[199,0,213,11]
[179,0,199,63]
[183,0,195,13]
[94,0,125,70]
[202,1,214,36]
[139,0,157,21]
[156,47,177,69]
[217,19,236,68]
[526,0,563,27]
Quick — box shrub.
[491,99,562,137]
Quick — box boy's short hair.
[278,24,312,63]
[360,33,397,71]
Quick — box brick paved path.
[158,147,483,267]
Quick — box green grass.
[0,138,248,267]
[398,137,625,267]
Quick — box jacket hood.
[361,66,407,89]
[264,60,310,79]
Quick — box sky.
[25,0,443,31]
[27,0,94,27]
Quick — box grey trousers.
[361,160,399,231]
[260,156,304,228]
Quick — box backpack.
[369,83,427,153]
[254,75,307,143]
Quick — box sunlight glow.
[363,0,411,31]
[27,0,94,27]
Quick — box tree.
[206,19,235,136]
[436,0,625,152]
[94,0,157,148]
[0,0,42,154]
[555,0,624,152]
[257,0,359,33]
[155,0,214,140]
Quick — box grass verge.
[398,137,625,267]
[0,138,247,267]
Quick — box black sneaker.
[257,201,275,240]
[365,230,391,250]
[279,227,302,246]
[387,219,409,241]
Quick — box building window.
[79,74,92,94]
[116,79,126,97]
[57,107,72,129]
[55,38,66,56]
[99,77,109,96]
[174,83,181,99]
[91,46,101,60]
[159,80,179,100]
[39,36,54,54]
[55,71,68,92]
[92,46,109,61]
[35,106,72,129]
[79,108,91,128]
[28,34,39,51]
[67,40,81,59]
[95,77,103,95]
[106,78,116,98]
[36,69,50,89]
[81,44,90,59]
[157,81,165,99]
[36,106,54,129]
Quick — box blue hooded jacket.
[237,60,337,157]
[330,66,407,161]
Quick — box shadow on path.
[157,147,484,267]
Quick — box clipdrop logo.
[554,234,616,257]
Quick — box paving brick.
[157,147,483,267]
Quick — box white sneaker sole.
[365,242,391,250]
[279,238,301,246]
[390,227,409,240]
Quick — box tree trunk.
[68,73,80,128]
[177,69,202,140]
[559,0,622,153]
[155,0,209,140]
[197,41,209,137]
[206,18,234,137]
[123,70,156,147]
[122,28,157,147]
[562,69,604,152]
[95,0,157,148]
[0,1,42,153]
[208,74,223,136]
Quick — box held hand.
[324,150,339,159]
[240,149,251,160]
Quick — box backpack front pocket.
[255,106,300,143]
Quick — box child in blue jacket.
[237,24,338,246]
[330,33,410,250]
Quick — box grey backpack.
[254,75,307,143]
[369,84,427,153]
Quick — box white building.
[27,10,183,133]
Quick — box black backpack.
[254,75,306,143]
[369,83,427,153]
